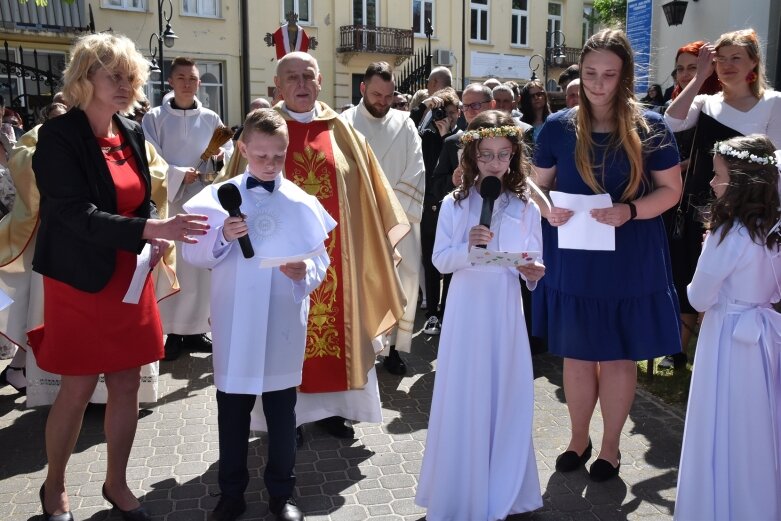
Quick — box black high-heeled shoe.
[589,451,621,482]
[39,484,74,521]
[101,484,151,521]
[0,365,26,393]
[555,438,593,472]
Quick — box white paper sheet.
[550,191,615,251]
[468,248,541,267]
[123,243,151,304]
[0,288,12,312]
[258,245,327,269]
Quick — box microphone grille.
[217,183,242,211]
[479,176,502,200]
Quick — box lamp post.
[528,54,545,84]
[148,0,178,103]
[545,29,567,90]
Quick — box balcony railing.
[546,46,581,68]
[337,25,413,56]
[0,0,91,33]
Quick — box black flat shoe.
[39,484,74,521]
[102,484,152,521]
[315,416,355,439]
[589,452,621,482]
[383,347,407,375]
[555,438,593,472]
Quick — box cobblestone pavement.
[0,311,684,521]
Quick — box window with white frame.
[146,59,226,120]
[582,5,595,46]
[101,0,145,11]
[353,0,378,26]
[182,0,219,17]
[283,0,311,25]
[547,2,562,48]
[413,0,433,36]
[511,0,528,46]
[470,0,488,42]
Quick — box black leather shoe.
[102,485,151,521]
[296,426,304,448]
[39,484,74,521]
[555,438,593,472]
[210,494,247,521]
[163,334,183,361]
[315,416,354,439]
[185,333,213,352]
[383,347,407,375]
[589,452,621,482]
[269,496,304,521]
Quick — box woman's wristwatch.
[627,201,637,220]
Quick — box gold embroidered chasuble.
[279,101,409,391]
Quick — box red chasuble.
[284,120,348,392]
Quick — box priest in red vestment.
[250,51,409,439]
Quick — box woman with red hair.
[670,41,721,101]
[663,29,781,369]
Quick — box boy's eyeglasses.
[476,150,514,163]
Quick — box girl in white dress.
[415,110,545,521]
[675,134,781,521]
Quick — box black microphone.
[217,183,254,259]
[477,176,502,249]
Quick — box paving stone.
[0,310,682,520]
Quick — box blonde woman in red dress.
[29,33,208,521]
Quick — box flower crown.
[460,125,521,145]
[715,142,778,166]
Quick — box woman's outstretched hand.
[144,214,210,244]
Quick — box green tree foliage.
[593,0,627,28]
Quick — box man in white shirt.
[342,62,425,375]
[142,56,233,360]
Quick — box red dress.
[29,133,164,375]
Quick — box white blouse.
[664,90,781,148]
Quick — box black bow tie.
[247,176,275,192]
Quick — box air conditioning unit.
[435,49,454,67]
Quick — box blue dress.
[532,109,682,361]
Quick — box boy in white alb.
[182,109,335,521]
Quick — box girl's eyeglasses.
[392,102,408,109]
[476,150,514,163]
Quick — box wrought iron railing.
[337,25,414,55]
[546,46,581,68]
[0,41,62,129]
[0,0,92,32]
[397,47,429,95]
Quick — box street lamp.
[528,54,544,83]
[148,0,178,102]
[548,29,567,67]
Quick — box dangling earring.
[746,71,758,84]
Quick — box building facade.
[0,0,593,129]
[649,0,780,94]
